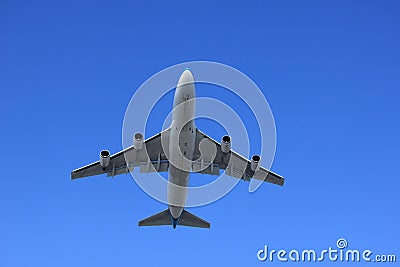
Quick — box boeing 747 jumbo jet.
[71,69,284,229]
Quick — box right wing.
[71,129,170,179]
[193,128,284,186]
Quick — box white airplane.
[71,69,284,229]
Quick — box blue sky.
[1,0,399,266]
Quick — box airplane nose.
[177,69,194,86]
[173,68,196,110]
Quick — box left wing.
[71,129,170,179]
[193,129,284,186]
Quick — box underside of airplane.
[71,69,284,229]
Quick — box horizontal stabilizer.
[138,209,171,226]
[179,210,210,228]
[138,209,210,228]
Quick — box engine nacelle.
[221,135,231,153]
[100,150,110,167]
[251,154,261,171]
[134,132,144,150]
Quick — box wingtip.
[70,172,78,180]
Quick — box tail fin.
[138,209,210,229]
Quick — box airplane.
[71,69,284,229]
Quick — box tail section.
[138,209,171,227]
[179,210,210,228]
[138,209,210,229]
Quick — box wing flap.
[192,161,220,176]
[139,161,169,173]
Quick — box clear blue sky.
[1,1,399,266]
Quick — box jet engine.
[251,155,261,171]
[100,150,110,167]
[221,135,231,153]
[134,132,144,150]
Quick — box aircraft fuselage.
[167,69,196,220]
